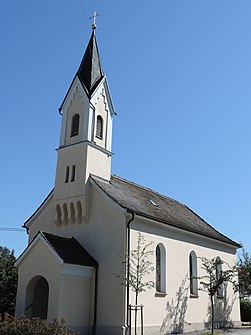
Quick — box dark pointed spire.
[77,30,104,96]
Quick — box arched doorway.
[25,276,49,319]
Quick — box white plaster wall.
[15,239,62,321]
[54,142,111,202]
[58,273,93,327]
[59,78,90,147]
[129,218,240,333]
[91,81,114,152]
[49,182,127,330]
[27,195,55,243]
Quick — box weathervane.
[89,10,101,30]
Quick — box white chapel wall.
[15,239,62,321]
[129,217,240,333]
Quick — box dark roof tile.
[92,175,240,248]
[42,232,98,267]
[77,31,104,96]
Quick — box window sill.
[190,294,199,299]
[155,292,167,298]
[96,135,103,140]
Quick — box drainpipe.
[92,265,99,335]
[126,210,135,327]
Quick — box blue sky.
[0,1,251,256]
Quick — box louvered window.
[96,115,103,139]
[71,114,80,137]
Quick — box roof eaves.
[15,231,63,267]
[132,210,240,248]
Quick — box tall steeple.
[77,30,104,97]
[54,26,115,225]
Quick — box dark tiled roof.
[42,232,98,267]
[77,30,104,96]
[92,175,240,248]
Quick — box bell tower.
[53,25,116,225]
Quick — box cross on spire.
[89,10,101,30]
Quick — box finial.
[89,10,101,30]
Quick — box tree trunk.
[210,294,214,334]
[134,292,138,335]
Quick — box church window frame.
[189,250,198,297]
[96,115,103,139]
[216,256,224,298]
[70,113,80,137]
[155,243,166,295]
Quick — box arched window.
[216,256,223,297]
[156,243,166,293]
[96,115,103,139]
[189,251,198,296]
[70,114,80,137]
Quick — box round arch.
[155,242,166,293]
[25,276,49,319]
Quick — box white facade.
[15,30,241,335]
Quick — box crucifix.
[89,10,101,30]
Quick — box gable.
[15,232,98,269]
[15,232,62,268]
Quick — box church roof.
[92,175,240,248]
[43,232,98,267]
[77,30,104,96]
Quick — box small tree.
[237,246,251,297]
[0,246,18,319]
[198,257,237,334]
[113,233,154,334]
[127,233,155,306]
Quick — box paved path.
[184,329,251,335]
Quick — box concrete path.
[184,329,251,335]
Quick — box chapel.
[15,24,241,335]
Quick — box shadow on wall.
[160,276,188,334]
[205,285,236,330]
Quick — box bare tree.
[198,257,237,334]
[113,232,154,335]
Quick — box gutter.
[126,210,135,327]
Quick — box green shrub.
[240,298,251,322]
[0,314,78,335]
